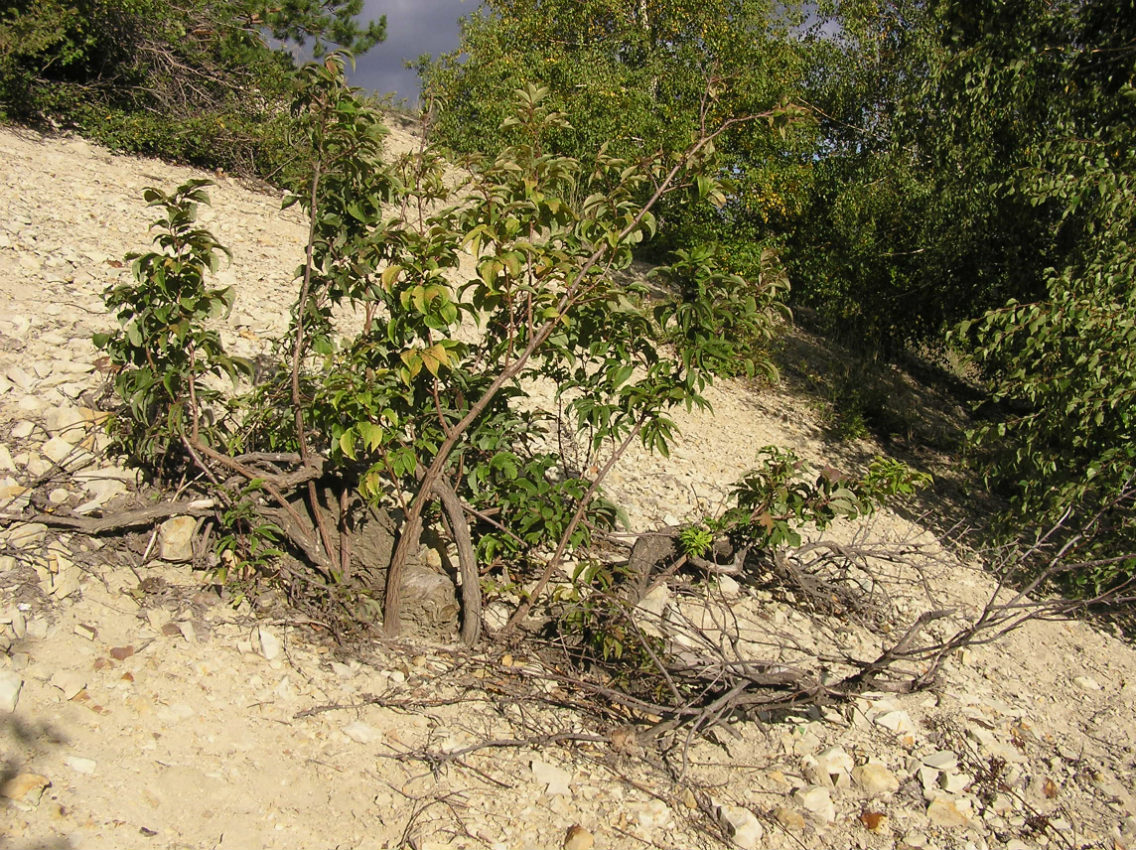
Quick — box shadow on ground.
[1,665,74,850]
[771,324,1005,550]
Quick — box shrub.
[95,57,799,643]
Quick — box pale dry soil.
[1,125,1136,850]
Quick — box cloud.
[350,0,471,105]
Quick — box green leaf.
[339,430,357,460]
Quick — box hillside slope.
[2,126,1136,850]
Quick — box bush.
[96,58,799,643]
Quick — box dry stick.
[383,109,776,637]
[376,731,607,766]
[836,607,956,692]
[189,438,331,571]
[14,500,217,534]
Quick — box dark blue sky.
[349,0,471,106]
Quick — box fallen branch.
[7,499,216,534]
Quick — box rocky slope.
[2,124,1136,850]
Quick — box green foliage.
[653,243,790,380]
[214,482,286,597]
[93,179,251,467]
[790,0,1063,352]
[923,1,1136,593]
[781,0,1136,593]
[678,524,714,559]
[286,69,782,562]
[0,0,385,177]
[960,120,1136,591]
[720,447,930,549]
[421,0,816,291]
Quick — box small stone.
[74,623,97,640]
[922,750,958,771]
[717,575,741,597]
[81,477,127,507]
[1073,675,1102,692]
[0,670,23,712]
[483,601,510,631]
[18,395,43,414]
[803,747,854,788]
[939,772,972,794]
[531,759,572,796]
[257,626,282,661]
[716,804,764,849]
[158,515,198,562]
[45,405,87,443]
[10,420,35,439]
[917,765,940,798]
[0,477,28,503]
[875,710,915,735]
[852,762,900,797]
[0,443,14,471]
[342,721,381,744]
[990,793,1015,815]
[634,799,671,831]
[49,671,86,700]
[901,830,929,849]
[47,487,71,504]
[795,785,836,823]
[109,645,134,661]
[926,796,974,828]
[1,773,50,805]
[774,806,806,831]
[3,522,47,548]
[24,456,51,477]
[682,788,698,810]
[41,548,82,600]
[5,365,35,390]
[63,756,96,775]
[41,435,91,469]
[633,584,669,635]
[563,825,594,850]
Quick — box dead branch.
[7,499,216,534]
[376,730,608,767]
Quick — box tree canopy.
[0,0,386,174]
[421,0,816,265]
